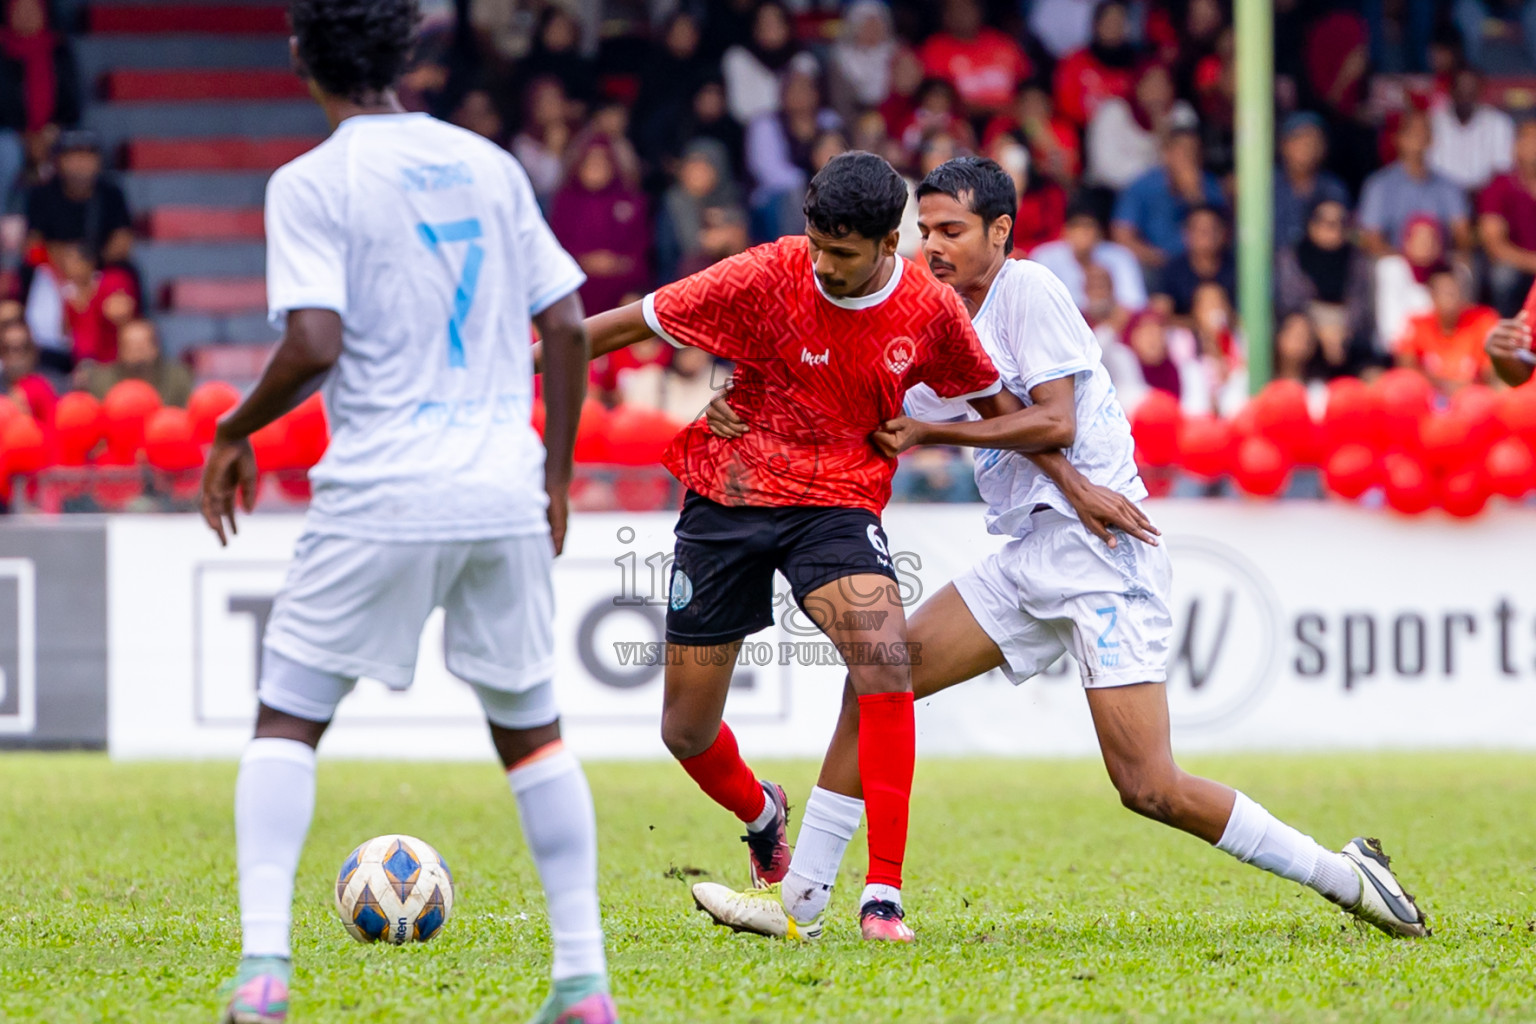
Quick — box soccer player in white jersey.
[199,2,616,1022]
[693,157,1429,942]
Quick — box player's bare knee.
[660,712,715,760]
[846,660,910,696]
[253,702,328,748]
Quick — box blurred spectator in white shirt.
[1428,67,1514,192]
[1029,199,1147,315]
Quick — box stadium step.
[157,310,275,356]
[123,171,271,210]
[88,5,288,34]
[135,239,266,298]
[190,339,276,383]
[101,69,309,102]
[164,276,267,314]
[143,206,264,242]
[124,136,320,171]
[85,100,327,151]
[75,34,288,82]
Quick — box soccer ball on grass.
[335,834,454,944]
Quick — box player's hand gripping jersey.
[265,112,584,541]
[642,236,1000,513]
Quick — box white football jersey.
[265,112,584,541]
[905,258,1146,537]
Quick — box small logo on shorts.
[884,337,916,375]
[669,568,694,611]
[866,524,890,558]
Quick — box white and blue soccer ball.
[334,834,454,944]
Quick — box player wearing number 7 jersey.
[200,1,615,1021]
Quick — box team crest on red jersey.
[884,337,916,375]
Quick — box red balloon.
[601,404,683,466]
[1494,382,1536,445]
[53,391,103,465]
[1383,452,1434,514]
[250,418,296,472]
[1323,377,1380,451]
[1324,442,1378,500]
[573,398,614,463]
[0,395,22,433]
[1485,437,1536,499]
[1449,384,1503,449]
[1418,412,1473,474]
[102,379,162,461]
[1439,467,1490,518]
[283,392,329,468]
[1233,436,1291,497]
[187,381,241,445]
[1374,368,1433,452]
[1130,390,1181,468]
[144,407,202,472]
[1,414,48,477]
[1177,415,1233,479]
[1251,379,1313,459]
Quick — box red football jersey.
[643,236,1000,513]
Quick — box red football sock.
[858,691,915,890]
[677,722,767,823]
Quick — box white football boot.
[691,882,822,940]
[1336,837,1430,938]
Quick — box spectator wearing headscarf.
[548,137,651,317]
[722,2,809,126]
[658,139,745,282]
[513,6,593,108]
[1374,213,1446,356]
[1273,111,1351,250]
[828,2,897,123]
[632,13,717,180]
[745,67,840,242]
[510,77,572,208]
[1274,198,1378,381]
[1054,0,1140,127]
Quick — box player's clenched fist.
[871,417,928,457]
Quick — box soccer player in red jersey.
[584,151,1149,941]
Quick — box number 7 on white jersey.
[416,218,484,369]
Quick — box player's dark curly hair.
[916,156,1018,254]
[290,0,419,102]
[803,151,908,242]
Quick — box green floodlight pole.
[1235,0,1274,394]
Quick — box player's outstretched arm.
[874,377,1078,455]
[1486,312,1535,387]
[199,308,342,546]
[534,291,590,555]
[584,299,657,359]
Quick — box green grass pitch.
[3,752,1533,1022]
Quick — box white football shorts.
[262,531,556,694]
[953,509,1173,688]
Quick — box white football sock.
[746,786,777,834]
[860,883,903,910]
[236,737,317,958]
[508,747,607,981]
[782,786,864,924]
[1216,791,1362,906]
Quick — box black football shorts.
[665,490,901,646]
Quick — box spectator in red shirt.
[1477,117,1536,316]
[1053,0,1140,128]
[1395,267,1498,395]
[918,0,1030,118]
[38,238,136,366]
[0,316,53,424]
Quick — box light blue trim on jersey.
[417,217,485,369]
[528,273,586,316]
[972,272,1003,324]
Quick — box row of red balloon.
[0,379,331,482]
[1130,372,1536,517]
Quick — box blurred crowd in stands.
[6,0,1536,507]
